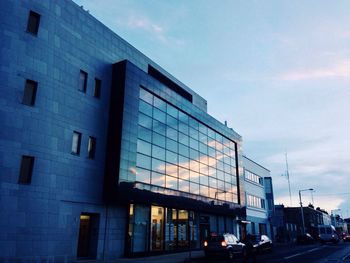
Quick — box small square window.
[93,78,101,98]
[79,70,88,93]
[22,79,38,106]
[88,136,96,159]
[18,155,35,184]
[27,10,40,35]
[71,131,82,155]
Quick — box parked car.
[296,233,315,245]
[251,234,273,253]
[318,225,339,244]
[203,233,247,260]
[343,234,350,242]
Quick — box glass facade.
[135,88,239,203]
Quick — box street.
[189,242,350,263]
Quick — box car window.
[232,235,239,243]
[226,235,234,243]
[209,236,224,242]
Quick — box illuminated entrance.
[127,204,199,254]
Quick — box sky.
[73,0,350,217]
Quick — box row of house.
[274,204,349,242]
[0,0,275,262]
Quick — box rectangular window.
[27,10,40,35]
[93,78,101,98]
[79,70,88,92]
[22,79,38,106]
[88,136,96,159]
[71,131,82,155]
[18,155,35,184]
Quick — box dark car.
[297,233,315,245]
[203,233,246,260]
[252,234,273,253]
[343,234,350,242]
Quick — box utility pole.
[285,152,292,206]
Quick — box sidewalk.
[106,250,205,263]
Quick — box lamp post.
[299,188,313,235]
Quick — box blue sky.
[73,0,350,217]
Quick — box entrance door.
[77,213,99,259]
[199,223,210,247]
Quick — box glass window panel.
[189,127,198,140]
[137,139,152,155]
[209,177,217,189]
[153,96,166,112]
[189,149,199,161]
[140,88,153,104]
[166,114,178,129]
[224,147,230,155]
[209,188,217,199]
[190,182,200,195]
[230,166,237,176]
[224,173,232,183]
[199,155,208,165]
[166,127,178,141]
[208,157,216,167]
[152,133,166,148]
[136,153,151,170]
[199,143,207,155]
[178,111,188,123]
[189,118,198,130]
[179,144,189,158]
[199,124,207,135]
[217,170,224,181]
[178,179,189,192]
[190,171,199,183]
[216,141,223,152]
[152,145,165,160]
[208,147,215,158]
[190,160,199,172]
[215,133,223,143]
[179,132,189,146]
[151,171,165,187]
[189,138,198,150]
[217,180,225,191]
[179,122,189,135]
[199,175,208,186]
[166,163,178,178]
[200,185,209,197]
[223,155,230,164]
[208,128,215,139]
[136,168,151,184]
[152,158,165,173]
[179,156,190,169]
[167,104,178,118]
[199,132,207,144]
[179,167,190,180]
[153,108,166,123]
[224,163,231,173]
[166,138,178,153]
[138,126,152,142]
[166,175,178,190]
[208,167,216,177]
[138,113,152,129]
[153,119,166,135]
[200,163,209,176]
[139,100,153,117]
[166,150,178,164]
[217,160,224,171]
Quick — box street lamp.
[299,188,313,235]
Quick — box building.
[275,205,328,241]
[242,156,274,238]
[0,0,247,261]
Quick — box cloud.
[279,60,350,81]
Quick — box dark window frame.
[18,155,35,184]
[71,131,82,155]
[26,10,41,35]
[79,70,88,93]
[93,78,101,98]
[88,136,96,159]
[22,79,38,106]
